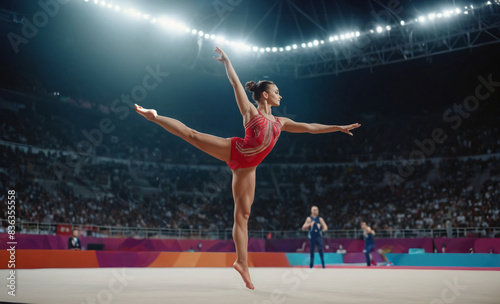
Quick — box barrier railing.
[1,220,498,239]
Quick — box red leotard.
[227,109,282,170]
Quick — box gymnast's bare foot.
[233,260,255,290]
[135,104,158,121]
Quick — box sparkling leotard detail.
[227,109,282,169]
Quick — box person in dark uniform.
[302,206,328,268]
[68,228,82,250]
[361,222,376,266]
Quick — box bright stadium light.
[126,9,140,18]
[174,22,187,31]
[158,17,186,31]
[82,0,491,55]
[232,42,248,51]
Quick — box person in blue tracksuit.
[361,221,376,266]
[302,206,328,268]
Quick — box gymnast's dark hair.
[245,80,274,103]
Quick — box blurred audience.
[0,86,499,234]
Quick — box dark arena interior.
[0,0,500,303]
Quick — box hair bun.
[245,81,258,92]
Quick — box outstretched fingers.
[344,123,362,136]
[213,46,227,63]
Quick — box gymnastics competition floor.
[1,266,499,304]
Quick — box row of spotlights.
[84,0,497,53]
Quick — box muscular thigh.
[231,167,256,213]
[189,131,232,163]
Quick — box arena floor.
[1,267,499,304]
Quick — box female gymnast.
[135,47,361,289]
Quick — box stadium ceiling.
[2,0,500,78]
[198,0,500,78]
[248,1,500,78]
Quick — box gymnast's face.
[265,84,282,107]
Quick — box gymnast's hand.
[213,46,229,64]
[339,123,361,136]
[135,104,158,121]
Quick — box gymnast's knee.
[234,209,251,222]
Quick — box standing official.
[68,228,82,250]
[302,206,328,268]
